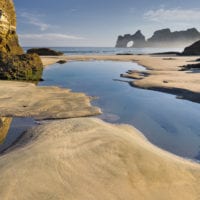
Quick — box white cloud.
[20,12,50,31]
[144,8,200,22]
[19,33,85,40]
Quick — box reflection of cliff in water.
[0,117,12,144]
[0,117,35,153]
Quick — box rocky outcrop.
[116,30,146,48]
[147,28,200,47]
[116,28,200,48]
[182,40,200,55]
[27,48,64,56]
[0,53,43,81]
[0,0,43,81]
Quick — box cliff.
[0,0,43,81]
[116,28,200,48]
[116,30,146,48]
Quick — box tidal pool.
[39,61,200,161]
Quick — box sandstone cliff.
[0,0,43,81]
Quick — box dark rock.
[182,40,200,55]
[27,48,64,56]
[147,28,200,47]
[57,60,67,64]
[115,30,146,48]
[0,0,43,81]
[179,63,200,71]
[116,28,200,48]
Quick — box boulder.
[0,0,43,81]
[182,40,200,55]
[0,52,43,81]
[27,48,64,56]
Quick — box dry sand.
[0,81,100,120]
[41,54,200,102]
[0,118,200,200]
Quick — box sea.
[23,47,183,55]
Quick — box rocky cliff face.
[0,0,43,81]
[0,0,23,54]
[116,28,200,48]
[147,28,200,47]
[116,30,146,48]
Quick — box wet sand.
[0,81,100,120]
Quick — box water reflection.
[0,117,35,153]
[0,117,12,144]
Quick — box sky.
[13,0,200,47]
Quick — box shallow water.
[39,61,200,160]
[0,118,35,153]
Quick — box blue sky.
[14,0,200,47]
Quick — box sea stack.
[115,30,146,48]
[0,0,43,81]
[116,28,200,48]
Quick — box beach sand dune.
[0,118,199,200]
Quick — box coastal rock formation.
[182,40,200,55]
[116,30,146,48]
[0,53,43,81]
[147,28,200,47]
[27,48,64,56]
[0,0,23,55]
[0,0,43,81]
[116,28,200,48]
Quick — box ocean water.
[23,47,183,55]
[39,60,200,161]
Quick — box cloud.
[144,8,200,22]
[20,12,50,31]
[19,33,85,40]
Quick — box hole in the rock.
[127,41,134,48]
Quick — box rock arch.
[116,30,146,48]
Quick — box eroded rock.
[0,0,43,81]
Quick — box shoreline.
[0,54,199,199]
[41,54,200,103]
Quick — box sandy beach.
[41,54,200,102]
[0,54,199,199]
[0,118,200,200]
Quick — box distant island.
[116,28,200,48]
